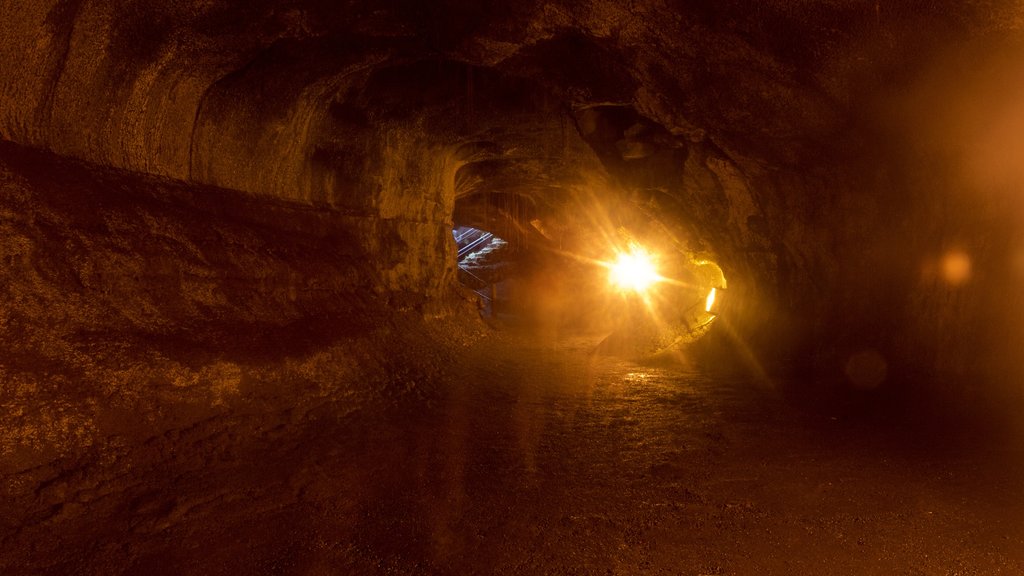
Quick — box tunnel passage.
[451,186,560,325]
[0,0,1022,472]
[3,2,1024,574]
[449,145,731,352]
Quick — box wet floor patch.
[2,330,1022,575]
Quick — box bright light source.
[705,287,717,313]
[609,247,660,293]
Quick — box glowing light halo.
[608,246,661,294]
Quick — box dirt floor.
[1,320,1023,575]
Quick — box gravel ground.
[2,325,1022,575]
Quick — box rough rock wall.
[0,142,481,471]
[520,1,1024,402]
[2,0,1022,402]
[0,0,854,324]
[0,0,460,298]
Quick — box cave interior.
[2,0,1024,573]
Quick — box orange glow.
[609,247,659,293]
[705,287,717,313]
[941,249,972,286]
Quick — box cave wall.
[0,141,488,472]
[0,0,462,299]
[1,0,1022,405]
[0,142,359,468]
[0,0,853,326]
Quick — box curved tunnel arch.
[0,0,1016,400]
[446,129,735,351]
[5,5,1024,571]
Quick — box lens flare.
[941,249,972,286]
[609,247,660,293]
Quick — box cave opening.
[451,185,538,321]
[452,224,508,317]
[450,161,730,353]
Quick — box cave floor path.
[3,329,1023,575]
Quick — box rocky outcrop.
[0,141,490,472]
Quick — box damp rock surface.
[1,327,1021,575]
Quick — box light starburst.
[609,247,660,294]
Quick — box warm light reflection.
[941,249,972,286]
[609,247,660,293]
[705,287,717,313]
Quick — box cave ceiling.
[4,0,1024,373]
[6,0,1014,191]
[5,0,1010,261]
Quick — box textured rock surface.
[0,142,480,473]
[3,2,1024,573]
[2,329,1022,575]
[1,1,1023,427]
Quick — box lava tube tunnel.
[1,1,1023,574]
